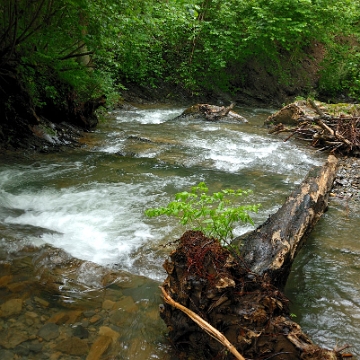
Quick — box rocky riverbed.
[0,245,168,360]
[331,157,360,201]
[0,155,359,360]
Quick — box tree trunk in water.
[240,154,338,289]
[160,155,346,360]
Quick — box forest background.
[1,0,360,146]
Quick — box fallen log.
[240,154,338,288]
[175,103,248,123]
[160,155,346,359]
[265,100,360,155]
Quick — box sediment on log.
[160,155,345,360]
[265,99,360,155]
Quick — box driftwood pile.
[159,156,353,359]
[176,103,248,122]
[265,99,360,155]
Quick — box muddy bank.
[0,73,106,154]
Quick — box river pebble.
[0,244,167,359]
[331,157,360,201]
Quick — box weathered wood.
[265,100,360,155]
[159,155,345,360]
[240,154,338,288]
[175,103,248,123]
[160,286,246,360]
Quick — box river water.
[0,104,359,358]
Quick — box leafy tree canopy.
[1,0,360,115]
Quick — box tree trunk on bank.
[160,155,347,360]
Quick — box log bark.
[160,155,346,360]
[240,154,338,289]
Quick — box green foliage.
[2,0,360,115]
[145,182,260,243]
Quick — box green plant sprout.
[145,182,260,245]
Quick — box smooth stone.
[86,335,112,360]
[102,299,115,310]
[0,328,29,349]
[49,351,63,360]
[73,325,89,339]
[0,275,12,288]
[7,281,31,293]
[25,311,39,326]
[89,314,102,325]
[112,296,138,313]
[0,299,22,317]
[47,312,69,324]
[28,342,43,353]
[12,343,29,356]
[0,349,14,360]
[99,326,120,343]
[48,310,82,325]
[65,310,82,324]
[109,309,127,326]
[83,310,96,318]
[55,337,89,356]
[34,296,49,307]
[37,323,59,341]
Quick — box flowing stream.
[0,104,359,358]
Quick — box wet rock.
[65,310,82,324]
[331,157,360,201]
[13,343,30,356]
[34,296,49,307]
[0,328,29,349]
[37,323,60,341]
[28,342,43,353]
[83,310,96,318]
[49,352,63,360]
[0,299,22,317]
[55,336,89,356]
[7,280,32,293]
[47,311,69,324]
[0,275,13,288]
[109,309,127,326]
[113,296,138,313]
[0,349,14,360]
[102,299,115,311]
[99,326,120,343]
[86,335,112,360]
[25,311,39,326]
[89,314,102,325]
[73,324,89,339]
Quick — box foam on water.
[115,108,183,124]
[182,130,319,175]
[0,107,319,279]
[0,167,194,276]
